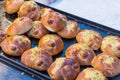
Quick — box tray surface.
[0,1,120,80]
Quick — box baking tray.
[0,1,120,80]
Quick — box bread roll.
[18,1,40,21]
[0,29,6,47]
[57,20,80,39]
[91,53,120,77]
[41,11,67,32]
[27,21,49,39]
[4,0,24,14]
[76,68,107,80]
[48,57,80,80]
[66,43,96,66]
[21,47,52,71]
[1,35,31,56]
[101,36,120,57]
[38,34,64,56]
[76,30,102,50]
[6,17,32,36]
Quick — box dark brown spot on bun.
[80,51,88,59]
[47,19,54,24]
[11,46,17,51]
[38,61,44,66]
[50,42,55,47]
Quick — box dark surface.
[0,1,120,80]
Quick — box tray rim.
[0,2,120,80]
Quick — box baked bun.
[6,17,32,36]
[27,21,49,39]
[101,36,120,57]
[0,29,6,46]
[65,43,96,66]
[1,35,31,56]
[18,1,40,21]
[57,20,80,39]
[76,68,107,80]
[21,47,52,71]
[91,53,120,77]
[41,11,67,32]
[40,8,53,17]
[76,30,102,50]
[48,57,80,80]
[38,34,64,56]
[4,0,24,14]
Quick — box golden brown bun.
[91,53,120,77]
[38,34,64,56]
[76,68,107,80]
[6,17,32,36]
[57,20,80,39]
[18,1,40,21]
[0,29,6,47]
[27,21,49,39]
[65,43,96,66]
[101,36,120,57]
[48,57,80,80]
[40,8,54,17]
[76,30,102,50]
[21,47,52,71]
[41,11,67,32]
[4,0,24,14]
[1,35,31,56]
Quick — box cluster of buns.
[3,0,120,80]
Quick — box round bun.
[101,36,120,57]
[4,0,24,14]
[76,68,107,80]
[27,21,49,39]
[1,35,31,56]
[41,11,67,32]
[6,17,32,36]
[48,57,80,80]
[57,20,80,39]
[76,30,102,50]
[21,47,52,71]
[91,53,120,77]
[65,43,96,66]
[38,34,64,56]
[0,29,6,46]
[18,1,40,21]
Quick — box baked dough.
[21,47,52,71]
[48,57,80,80]
[1,35,31,56]
[38,34,64,56]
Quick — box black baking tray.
[0,2,120,80]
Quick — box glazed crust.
[91,53,120,77]
[48,57,80,80]
[6,17,32,36]
[21,47,52,71]
[18,1,40,21]
[41,11,67,32]
[76,68,107,80]
[57,20,80,39]
[38,34,64,56]
[1,35,31,56]
[4,0,24,14]
[0,29,6,47]
[65,43,96,66]
[76,30,102,50]
[40,8,54,18]
[27,21,49,39]
[101,36,120,57]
